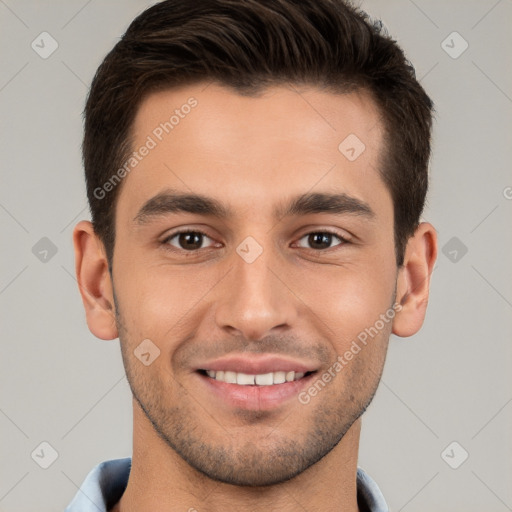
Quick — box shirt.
[65,457,389,512]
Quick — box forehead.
[117,82,389,223]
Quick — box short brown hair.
[83,0,434,268]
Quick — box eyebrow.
[133,188,375,224]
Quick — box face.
[111,83,398,485]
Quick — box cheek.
[112,258,170,343]
[298,261,396,348]
[112,256,215,353]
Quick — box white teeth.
[224,371,237,384]
[237,373,255,385]
[273,371,286,384]
[255,373,273,386]
[204,369,308,385]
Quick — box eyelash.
[161,229,350,254]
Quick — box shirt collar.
[65,458,388,512]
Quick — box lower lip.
[197,372,316,411]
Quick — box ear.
[72,220,118,340]
[392,222,437,337]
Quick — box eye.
[295,231,349,251]
[162,230,217,251]
[161,229,350,254]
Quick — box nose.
[213,238,299,342]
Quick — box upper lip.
[197,354,318,375]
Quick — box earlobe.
[392,222,438,338]
[72,220,118,340]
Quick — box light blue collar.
[65,457,389,511]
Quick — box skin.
[73,82,437,512]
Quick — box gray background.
[1,0,511,510]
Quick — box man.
[67,0,437,510]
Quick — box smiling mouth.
[198,369,315,386]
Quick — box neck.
[113,399,362,512]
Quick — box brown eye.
[296,231,347,251]
[164,230,215,251]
